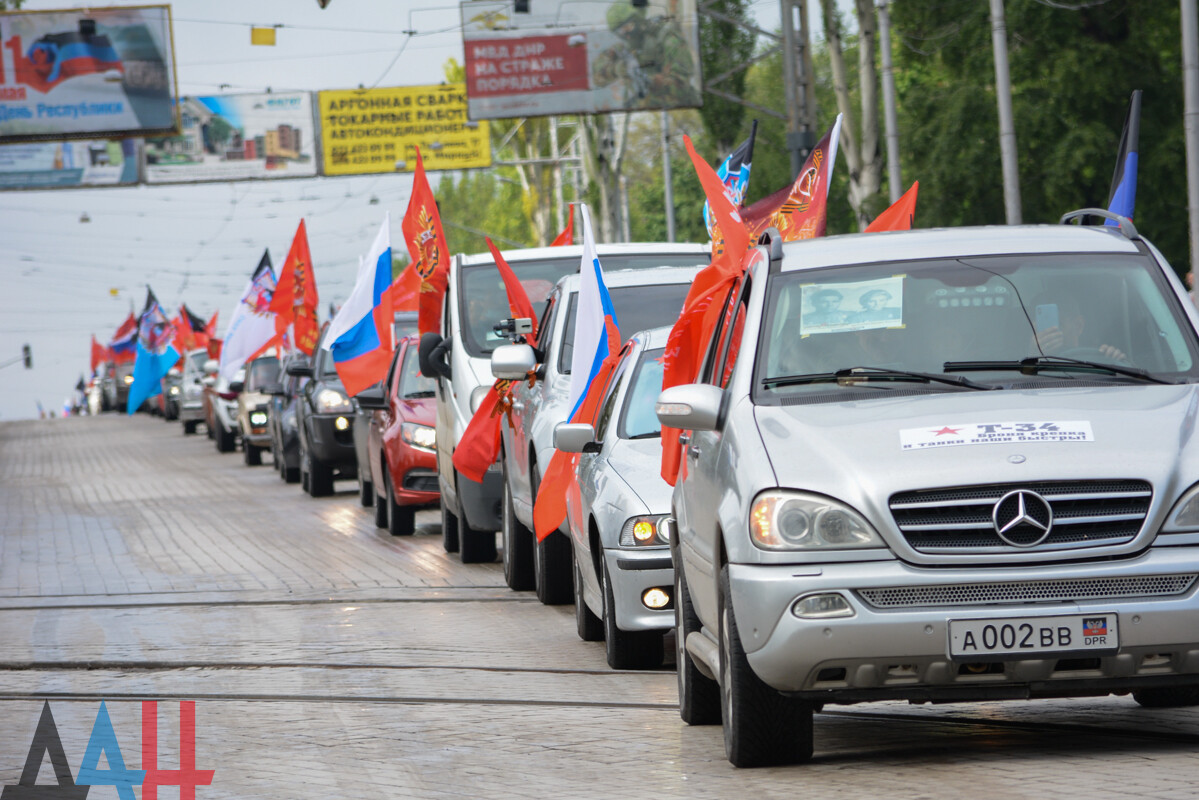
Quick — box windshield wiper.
[764,366,996,391]
[402,391,436,399]
[943,356,1174,385]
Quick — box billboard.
[461,0,702,119]
[0,138,138,189]
[144,92,316,184]
[318,84,490,175]
[0,5,178,143]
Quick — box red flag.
[389,265,420,312]
[90,335,107,373]
[205,311,219,338]
[534,317,623,540]
[550,204,574,247]
[403,147,450,336]
[740,115,842,242]
[864,181,919,233]
[486,237,538,343]
[269,220,321,355]
[207,338,222,360]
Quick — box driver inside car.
[1032,296,1129,363]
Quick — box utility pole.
[989,0,1022,224]
[780,0,817,178]
[1183,0,1199,280]
[877,0,901,203]
[549,115,565,233]
[660,109,676,242]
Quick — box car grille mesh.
[859,574,1196,608]
[889,479,1152,554]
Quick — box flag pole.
[661,108,675,243]
[1183,0,1199,282]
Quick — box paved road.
[4,415,1199,798]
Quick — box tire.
[718,565,814,767]
[183,420,197,435]
[603,558,664,670]
[440,500,460,554]
[215,420,235,453]
[501,462,535,591]
[574,552,603,642]
[1133,687,1199,708]
[243,439,262,466]
[387,471,415,536]
[307,450,335,497]
[458,509,497,564]
[535,532,574,605]
[675,557,721,725]
[358,464,374,508]
[373,467,389,528]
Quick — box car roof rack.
[1059,208,1140,241]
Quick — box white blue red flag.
[323,214,395,397]
[703,120,757,240]
[1106,90,1141,224]
[126,288,179,415]
[567,204,618,420]
[108,313,137,364]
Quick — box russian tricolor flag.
[324,214,394,397]
[567,204,618,420]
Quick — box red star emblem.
[932,426,961,436]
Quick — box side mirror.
[355,385,388,410]
[203,359,218,374]
[655,384,723,432]
[286,361,313,378]
[419,332,451,381]
[228,381,244,393]
[491,344,536,380]
[554,422,600,454]
[202,376,216,388]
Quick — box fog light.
[642,587,671,609]
[791,593,854,619]
[250,411,268,426]
[334,416,349,431]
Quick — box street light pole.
[989,0,1022,224]
[877,0,901,203]
[661,109,676,242]
[1182,0,1199,280]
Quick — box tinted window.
[246,357,280,392]
[619,348,665,439]
[558,283,691,374]
[189,351,207,372]
[458,253,705,357]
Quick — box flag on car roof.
[703,120,757,241]
[740,114,841,242]
[108,313,138,365]
[126,288,179,415]
[550,204,575,247]
[864,181,920,233]
[90,334,108,374]
[1106,90,1141,223]
[567,204,618,421]
[403,147,450,336]
[219,251,278,382]
[323,213,395,397]
[269,219,321,355]
[175,304,210,352]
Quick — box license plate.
[948,613,1118,660]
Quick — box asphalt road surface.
[3,414,1199,798]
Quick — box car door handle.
[512,401,524,411]
[687,444,701,459]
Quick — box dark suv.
[291,327,357,497]
[268,352,308,483]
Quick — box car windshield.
[189,351,207,371]
[756,253,1199,399]
[398,345,436,399]
[458,253,705,357]
[558,284,691,374]
[246,357,280,392]
[620,347,665,439]
[315,347,339,382]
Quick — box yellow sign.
[250,27,277,46]
[318,84,490,175]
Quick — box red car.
[356,336,440,536]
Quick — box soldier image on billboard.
[592,4,700,110]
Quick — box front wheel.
[574,553,603,642]
[243,439,262,466]
[372,466,389,529]
[387,471,415,536]
[502,469,535,591]
[603,558,663,670]
[440,500,460,554]
[719,565,813,767]
[215,420,235,453]
[358,465,374,508]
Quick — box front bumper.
[604,548,674,633]
[306,413,357,467]
[390,442,440,506]
[728,547,1199,700]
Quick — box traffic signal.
[22,344,31,369]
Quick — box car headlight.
[749,491,885,551]
[619,515,671,547]
[123,374,134,385]
[169,385,180,396]
[315,387,352,414]
[401,422,436,452]
[250,410,268,426]
[1162,483,1199,532]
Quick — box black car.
[291,328,357,497]
[267,352,307,483]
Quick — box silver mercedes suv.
[657,211,1199,767]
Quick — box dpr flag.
[703,120,757,240]
[127,288,179,415]
[1106,90,1142,223]
[219,251,278,382]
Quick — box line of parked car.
[167,211,1199,769]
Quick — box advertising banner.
[0,138,137,189]
[144,92,316,184]
[318,83,490,175]
[0,5,178,143]
[460,0,702,119]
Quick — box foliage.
[698,0,758,154]
[434,168,536,256]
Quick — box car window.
[619,348,665,439]
[558,282,691,374]
[535,292,559,354]
[699,280,741,385]
[593,358,629,439]
[399,343,437,399]
[713,278,751,389]
[246,357,280,392]
[188,351,207,372]
[755,252,1199,400]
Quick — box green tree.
[698,0,757,154]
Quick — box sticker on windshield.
[800,276,904,335]
[900,421,1095,450]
